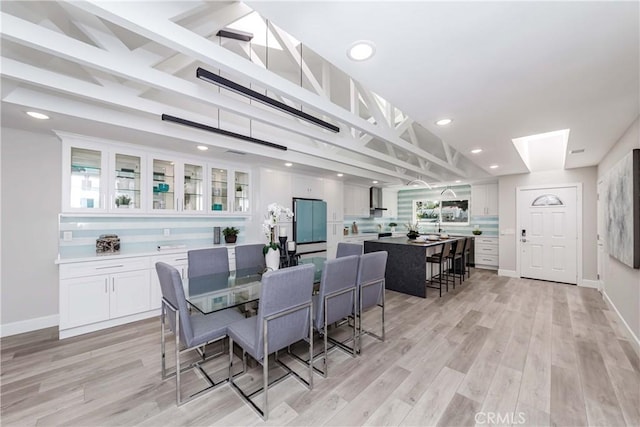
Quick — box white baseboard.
[498,269,518,278]
[0,314,59,338]
[580,279,600,289]
[602,290,640,355]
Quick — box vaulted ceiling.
[1,1,638,187]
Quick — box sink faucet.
[435,220,441,233]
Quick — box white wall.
[597,117,640,342]
[498,166,598,280]
[1,128,61,331]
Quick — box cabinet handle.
[175,257,187,261]
[111,277,115,292]
[96,265,124,270]
[104,278,108,293]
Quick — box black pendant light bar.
[161,114,287,151]
[216,28,253,42]
[196,67,340,133]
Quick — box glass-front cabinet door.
[210,167,228,212]
[151,158,176,212]
[66,146,107,211]
[113,153,142,211]
[183,163,204,213]
[234,170,250,213]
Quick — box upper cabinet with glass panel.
[68,147,104,210]
[60,133,251,216]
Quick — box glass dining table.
[185,257,325,315]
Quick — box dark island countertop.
[364,235,471,298]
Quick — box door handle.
[521,238,527,243]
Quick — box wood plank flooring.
[2,269,638,426]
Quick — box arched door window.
[531,194,563,206]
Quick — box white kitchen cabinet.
[471,184,498,216]
[59,256,152,337]
[326,222,344,259]
[258,168,293,213]
[475,236,499,270]
[324,179,344,222]
[60,275,111,329]
[150,157,208,214]
[149,253,189,310]
[208,166,253,214]
[382,188,398,218]
[344,184,370,217]
[292,175,324,199]
[62,137,147,213]
[110,270,153,318]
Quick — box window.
[531,194,563,206]
[413,198,470,226]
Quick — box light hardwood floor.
[2,269,638,426]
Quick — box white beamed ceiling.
[1,1,638,185]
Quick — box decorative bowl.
[406,231,419,240]
[472,230,483,235]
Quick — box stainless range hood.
[370,187,387,216]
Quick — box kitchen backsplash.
[344,185,499,237]
[58,215,250,259]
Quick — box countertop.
[369,236,464,247]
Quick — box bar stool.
[426,241,452,297]
[446,238,466,287]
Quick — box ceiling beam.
[69,1,467,177]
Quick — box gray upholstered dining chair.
[155,262,244,406]
[312,255,359,376]
[356,251,387,353]
[187,247,229,278]
[234,243,266,272]
[227,264,315,420]
[336,242,363,258]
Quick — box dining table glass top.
[185,256,325,315]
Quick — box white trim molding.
[498,269,519,278]
[0,314,59,338]
[602,290,640,355]
[580,279,600,289]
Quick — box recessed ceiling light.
[372,180,378,184]
[337,173,344,177]
[196,145,208,151]
[489,165,499,169]
[284,162,293,167]
[455,180,461,183]
[347,40,376,61]
[471,148,483,154]
[435,118,452,126]
[26,111,49,120]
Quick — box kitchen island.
[364,236,466,298]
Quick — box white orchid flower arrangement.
[262,202,294,254]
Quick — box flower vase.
[265,247,280,271]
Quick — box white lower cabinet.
[326,222,344,259]
[474,237,499,270]
[150,253,188,310]
[59,256,152,338]
[110,270,153,318]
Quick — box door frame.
[515,183,583,285]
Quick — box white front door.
[518,186,578,284]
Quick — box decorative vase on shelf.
[265,247,280,271]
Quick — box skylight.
[512,129,570,172]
